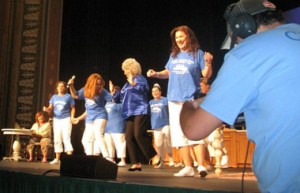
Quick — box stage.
[0,159,259,193]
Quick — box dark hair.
[170,25,200,58]
[54,81,67,94]
[253,10,284,26]
[35,111,49,122]
[114,86,121,92]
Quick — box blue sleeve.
[200,54,258,125]
[102,89,112,102]
[197,50,205,70]
[49,95,55,105]
[77,88,85,100]
[68,94,75,106]
[133,75,149,93]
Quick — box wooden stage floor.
[0,159,260,193]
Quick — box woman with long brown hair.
[69,73,112,159]
[147,25,213,177]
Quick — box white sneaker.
[193,161,198,167]
[117,161,126,167]
[50,159,60,165]
[174,167,195,177]
[197,165,208,178]
[169,158,175,167]
[221,155,229,168]
[174,163,184,167]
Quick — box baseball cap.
[221,0,276,49]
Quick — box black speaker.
[60,155,118,179]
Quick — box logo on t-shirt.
[86,98,96,106]
[54,101,67,111]
[171,58,193,75]
[285,31,300,41]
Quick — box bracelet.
[156,72,159,78]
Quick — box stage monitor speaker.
[60,155,118,179]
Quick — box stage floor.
[0,159,260,193]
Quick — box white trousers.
[53,117,73,153]
[82,119,109,157]
[104,133,126,158]
[153,125,172,160]
[168,101,204,147]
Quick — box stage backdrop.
[0,0,62,158]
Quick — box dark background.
[58,0,299,155]
[60,0,299,92]
[60,0,234,90]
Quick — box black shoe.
[199,170,208,178]
[128,167,142,171]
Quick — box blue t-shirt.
[49,94,75,119]
[201,24,300,193]
[77,88,112,122]
[149,97,169,130]
[105,102,125,133]
[120,75,150,119]
[165,49,205,102]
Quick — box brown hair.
[170,25,200,58]
[114,85,120,92]
[84,73,105,99]
[54,81,67,94]
[35,111,49,122]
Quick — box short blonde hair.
[121,58,142,76]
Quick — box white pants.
[53,117,73,153]
[168,101,204,147]
[153,125,172,160]
[82,119,108,157]
[104,133,126,158]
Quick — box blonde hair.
[84,73,105,99]
[121,58,142,76]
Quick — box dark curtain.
[59,0,235,155]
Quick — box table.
[2,128,33,161]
